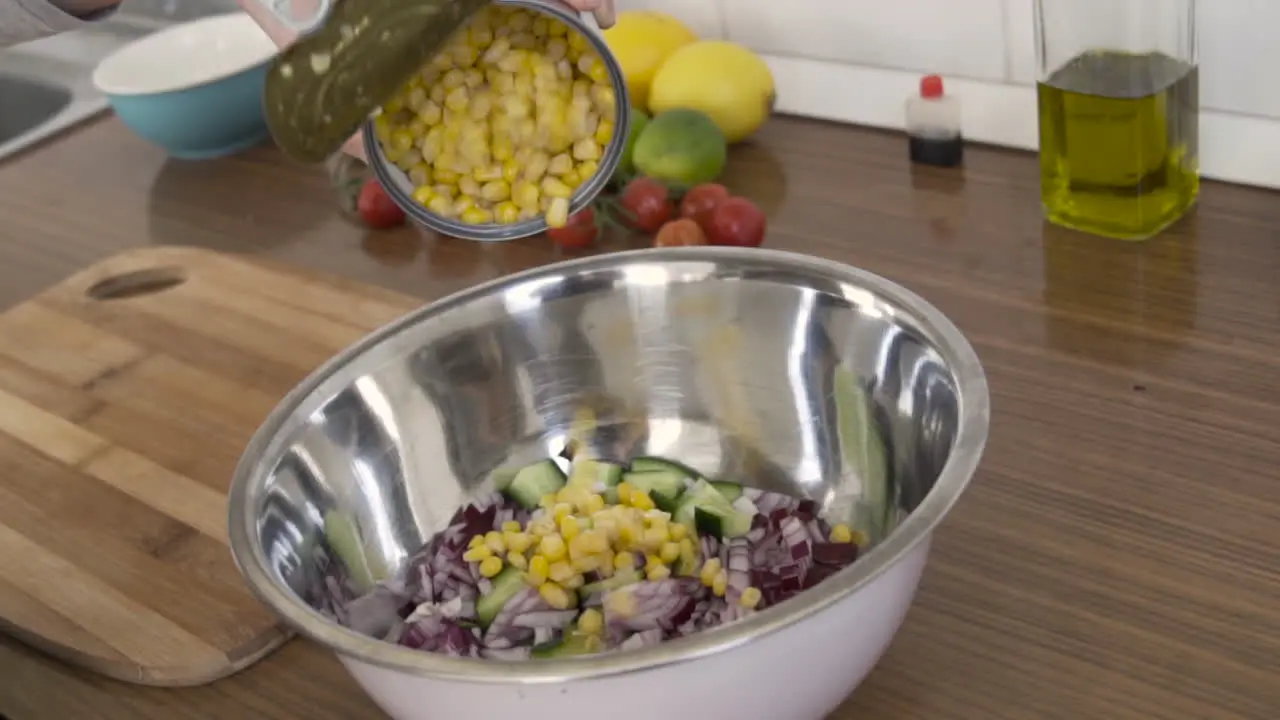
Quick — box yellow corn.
[528,517,556,537]
[570,553,600,574]
[540,176,574,200]
[480,180,510,203]
[548,153,574,176]
[644,554,664,574]
[571,138,601,161]
[460,207,495,224]
[614,482,635,505]
[678,537,698,567]
[829,524,854,544]
[495,201,521,224]
[712,570,728,597]
[538,494,558,511]
[658,541,681,565]
[576,529,609,555]
[506,551,528,570]
[563,574,585,590]
[501,520,523,533]
[647,564,672,581]
[669,522,688,541]
[614,551,636,571]
[578,608,604,634]
[483,531,506,554]
[559,515,581,541]
[740,586,763,609]
[631,491,656,513]
[548,560,575,584]
[546,197,570,229]
[584,493,606,514]
[525,554,550,586]
[603,587,636,618]
[552,503,575,522]
[700,558,722,587]
[474,164,504,182]
[479,555,504,578]
[539,581,573,610]
[426,195,453,217]
[463,545,492,563]
[467,534,486,549]
[539,534,567,562]
[852,529,870,546]
[452,197,475,216]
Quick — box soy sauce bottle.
[905,74,963,168]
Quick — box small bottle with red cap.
[905,74,963,167]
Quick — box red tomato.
[679,183,731,229]
[706,197,767,247]
[620,177,674,233]
[357,178,407,229]
[547,208,599,249]
[653,218,708,247]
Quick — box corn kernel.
[525,554,550,586]
[578,608,604,634]
[548,560,575,584]
[504,531,533,554]
[570,553,600,573]
[614,481,635,505]
[561,168,583,189]
[584,493,606,514]
[528,517,556,537]
[483,531,507,554]
[613,551,636,571]
[479,555,504,578]
[559,515,581,541]
[563,573,585,590]
[552,503,575,522]
[548,153,573,176]
[539,581,573,609]
[546,197,570,229]
[506,551,528,570]
[452,196,475,215]
[616,523,638,549]
[594,119,614,146]
[576,160,599,182]
[630,491,656,512]
[646,564,672,581]
[852,529,870,546]
[700,558,723,587]
[411,185,434,205]
[468,534,486,549]
[426,195,453,217]
[712,569,728,597]
[572,138,601,161]
[463,545,492,563]
[678,537,698,568]
[669,523,688,541]
[540,176,574,200]
[644,554,664,573]
[495,201,521,224]
[538,493,558,510]
[539,534,567,562]
[658,541,681,565]
[502,521,523,533]
[474,165,504,182]
[740,586,763,609]
[829,524,854,544]
[576,529,609,555]
[462,206,495,226]
[603,587,636,618]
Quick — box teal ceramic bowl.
[91,13,278,160]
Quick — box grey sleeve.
[0,0,89,47]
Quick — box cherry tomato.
[654,218,708,247]
[620,177,674,233]
[547,208,599,249]
[356,178,407,230]
[705,197,767,247]
[679,183,731,229]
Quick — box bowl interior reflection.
[251,257,963,616]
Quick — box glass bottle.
[1034,0,1199,241]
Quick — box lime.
[632,109,728,187]
[616,108,650,179]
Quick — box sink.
[0,8,228,162]
[0,76,72,146]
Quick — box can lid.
[920,75,945,99]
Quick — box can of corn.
[362,0,630,242]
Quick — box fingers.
[567,0,616,29]
[341,134,368,163]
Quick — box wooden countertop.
[1,117,1278,719]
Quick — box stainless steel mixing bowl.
[228,247,990,720]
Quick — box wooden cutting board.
[0,246,420,686]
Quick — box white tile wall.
[614,0,1280,188]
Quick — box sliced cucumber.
[568,458,624,491]
[628,456,699,478]
[674,479,753,539]
[578,569,642,600]
[504,459,567,509]
[323,510,382,593]
[710,481,744,502]
[623,470,685,513]
[531,626,597,658]
[694,505,753,540]
[476,566,527,628]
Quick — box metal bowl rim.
[227,246,991,683]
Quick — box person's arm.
[0,0,119,47]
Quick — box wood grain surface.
[0,247,416,686]
[0,116,1278,718]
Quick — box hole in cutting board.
[86,267,187,301]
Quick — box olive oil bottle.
[1033,0,1199,241]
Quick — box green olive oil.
[1037,51,1200,240]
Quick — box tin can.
[363,0,630,242]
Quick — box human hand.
[565,0,616,29]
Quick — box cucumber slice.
[476,566,527,628]
[531,626,597,658]
[628,456,698,478]
[504,460,567,509]
[622,470,684,512]
[672,479,729,527]
[323,510,383,593]
[578,569,642,600]
[694,505,753,540]
[710,481,743,502]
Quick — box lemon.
[602,11,699,112]
[649,41,776,144]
